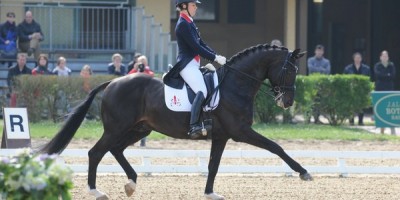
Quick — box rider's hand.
[214,55,226,65]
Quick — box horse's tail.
[38,81,111,154]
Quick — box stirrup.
[188,124,206,139]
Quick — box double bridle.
[224,52,299,101]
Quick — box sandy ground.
[31,138,400,200]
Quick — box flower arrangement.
[0,149,73,200]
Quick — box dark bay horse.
[40,44,312,200]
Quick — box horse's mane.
[226,43,289,65]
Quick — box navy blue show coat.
[163,13,216,89]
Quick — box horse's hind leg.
[235,129,313,181]
[110,130,151,197]
[88,133,113,199]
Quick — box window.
[228,0,255,24]
[170,0,219,22]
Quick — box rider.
[172,0,226,139]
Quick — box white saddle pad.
[164,72,220,112]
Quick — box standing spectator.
[128,55,154,77]
[52,56,71,76]
[307,44,331,75]
[343,52,370,125]
[307,44,331,124]
[7,53,32,106]
[32,54,52,75]
[0,12,18,67]
[108,53,126,76]
[80,64,93,93]
[17,10,44,60]
[373,50,396,134]
[127,52,142,72]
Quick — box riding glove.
[214,55,226,65]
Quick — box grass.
[1,120,399,142]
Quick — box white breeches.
[180,59,207,98]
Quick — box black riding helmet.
[176,0,201,7]
[176,0,201,17]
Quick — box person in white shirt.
[53,56,71,76]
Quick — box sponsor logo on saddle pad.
[164,72,220,112]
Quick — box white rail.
[1,149,400,176]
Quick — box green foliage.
[0,149,73,200]
[13,75,114,122]
[315,74,372,125]
[254,74,373,125]
[254,81,282,123]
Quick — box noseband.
[224,52,298,100]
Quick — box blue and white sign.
[3,108,30,139]
[371,91,400,127]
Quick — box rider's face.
[187,2,197,17]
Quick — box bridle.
[223,52,299,101]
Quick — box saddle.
[163,64,220,139]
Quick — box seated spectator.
[52,56,71,76]
[343,52,370,125]
[128,55,154,77]
[17,11,44,60]
[108,53,126,76]
[7,53,32,106]
[32,54,52,75]
[80,64,93,93]
[127,52,142,72]
[0,12,18,67]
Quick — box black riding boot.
[188,91,205,139]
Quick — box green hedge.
[11,74,372,125]
[14,75,115,122]
[254,74,373,125]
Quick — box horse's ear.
[292,49,307,59]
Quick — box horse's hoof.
[96,195,109,200]
[204,192,225,200]
[300,172,313,181]
[124,179,136,197]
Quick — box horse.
[39,44,312,200]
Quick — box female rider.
[170,0,226,139]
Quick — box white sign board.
[3,108,30,139]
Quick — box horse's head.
[269,48,306,109]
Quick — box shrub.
[0,149,73,200]
[13,75,114,122]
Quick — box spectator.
[0,12,18,67]
[52,56,72,76]
[7,53,32,106]
[80,64,93,93]
[17,10,44,60]
[127,52,142,72]
[270,39,282,47]
[343,52,371,125]
[307,45,331,124]
[108,53,127,76]
[307,44,331,75]
[32,54,52,75]
[373,50,396,134]
[128,55,154,77]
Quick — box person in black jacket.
[17,11,43,60]
[343,52,371,125]
[7,53,32,106]
[373,50,396,134]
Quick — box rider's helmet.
[176,0,201,7]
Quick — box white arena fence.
[1,149,400,176]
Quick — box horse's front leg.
[204,138,228,200]
[233,128,313,181]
